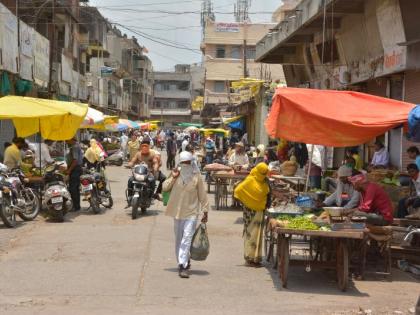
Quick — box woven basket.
[281,164,298,176]
[367,169,392,182]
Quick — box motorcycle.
[43,164,72,222]
[0,166,40,228]
[106,150,123,166]
[126,163,155,220]
[80,167,113,214]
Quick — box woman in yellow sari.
[234,163,271,266]
[84,139,102,169]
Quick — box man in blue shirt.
[66,137,84,211]
[407,146,420,171]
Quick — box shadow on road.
[164,268,210,276]
[264,264,370,297]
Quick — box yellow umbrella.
[0,96,88,140]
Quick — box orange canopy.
[265,88,415,147]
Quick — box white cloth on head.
[180,151,193,163]
[337,165,352,177]
[174,217,197,268]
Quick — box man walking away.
[163,151,209,278]
[65,137,84,212]
[166,132,177,170]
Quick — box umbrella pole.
[305,144,314,193]
[38,120,42,210]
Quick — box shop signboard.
[216,23,240,33]
[61,54,73,83]
[19,21,34,81]
[0,3,18,73]
[34,32,50,87]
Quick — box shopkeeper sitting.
[346,174,393,226]
[397,163,420,218]
[228,142,249,170]
[369,141,390,169]
[319,166,360,209]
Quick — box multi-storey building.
[256,0,420,170]
[201,20,285,117]
[152,64,203,127]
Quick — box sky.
[89,0,281,71]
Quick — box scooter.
[43,163,72,222]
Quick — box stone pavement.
[0,163,418,315]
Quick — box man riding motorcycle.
[127,139,166,201]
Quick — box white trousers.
[174,218,197,268]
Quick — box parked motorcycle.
[126,163,155,219]
[106,150,123,166]
[43,164,72,222]
[0,167,40,228]
[80,167,113,214]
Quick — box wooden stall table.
[212,171,248,210]
[270,175,305,196]
[275,227,367,291]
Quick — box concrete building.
[152,64,203,127]
[256,0,420,170]
[201,20,285,117]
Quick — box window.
[155,83,162,91]
[246,47,256,60]
[163,83,170,91]
[216,45,226,58]
[179,81,189,91]
[214,81,225,93]
[230,46,241,59]
[178,101,189,108]
[316,40,339,63]
[155,101,161,108]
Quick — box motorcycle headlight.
[134,174,146,182]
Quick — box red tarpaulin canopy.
[265,88,416,147]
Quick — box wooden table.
[270,175,306,196]
[274,227,367,291]
[212,172,248,210]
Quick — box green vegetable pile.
[285,217,320,231]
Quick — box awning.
[119,119,140,129]
[265,88,415,147]
[0,96,88,140]
[200,128,230,137]
[178,122,203,128]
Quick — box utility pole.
[243,39,247,78]
[48,0,56,99]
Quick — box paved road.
[0,160,418,315]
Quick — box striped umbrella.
[105,123,128,132]
[119,119,140,129]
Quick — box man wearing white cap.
[163,151,209,278]
[320,165,360,209]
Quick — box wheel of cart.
[277,235,290,288]
[264,215,280,269]
[336,239,349,291]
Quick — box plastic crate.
[296,196,313,208]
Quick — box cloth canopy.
[80,107,109,129]
[178,122,203,128]
[0,96,88,140]
[119,119,139,129]
[265,88,415,147]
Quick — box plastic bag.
[190,223,210,261]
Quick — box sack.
[190,223,210,261]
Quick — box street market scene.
[0,0,419,314]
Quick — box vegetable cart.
[275,227,366,291]
[212,172,247,210]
